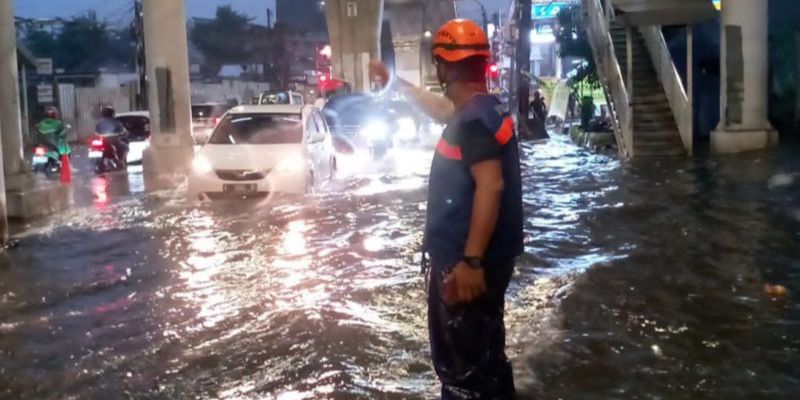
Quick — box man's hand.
[369,60,390,88]
[443,262,487,304]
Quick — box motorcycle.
[32,125,71,178]
[89,134,128,173]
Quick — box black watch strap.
[462,256,484,269]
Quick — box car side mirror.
[311,131,326,143]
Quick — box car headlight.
[396,117,417,141]
[275,154,306,172]
[360,120,390,141]
[192,156,213,174]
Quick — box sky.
[15,0,278,26]
[15,0,510,28]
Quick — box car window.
[259,92,290,105]
[208,113,302,145]
[116,116,149,141]
[292,94,304,105]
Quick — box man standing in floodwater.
[372,18,523,399]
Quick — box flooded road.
[0,135,798,399]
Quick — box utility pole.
[515,0,531,139]
[460,0,488,34]
[132,0,147,109]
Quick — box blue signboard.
[532,2,570,20]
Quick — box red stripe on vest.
[495,117,514,145]
[436,138,463,160]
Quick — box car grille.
[215,169,268,181]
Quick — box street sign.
[347,1,357,17]
[37,84,54,104]
[35,58,53,75]
[532,2,569,20]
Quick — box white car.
[188,105,337,200]
[115,111,150,164]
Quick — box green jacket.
[35,118,71,156]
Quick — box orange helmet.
[432,19,491,62]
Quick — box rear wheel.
[94,159,106,174]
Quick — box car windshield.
[192,105,225,119]
[259,92,291,105]
[208,113,302,145]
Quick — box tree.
[190,6,254,76]
[555,5,599,89]
[25,29,58,59]
[24,15,134,72]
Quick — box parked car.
[256,91,305,106]
[188,104,337,200]
[191,103,229,144]
[114,111,150,164]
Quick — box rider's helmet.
[432,19,491,63]
[44,105,59,119]
[101,106,115,119]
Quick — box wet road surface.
[1,135,799,399]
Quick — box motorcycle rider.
[95,106,129,167]
[35,105,71,169]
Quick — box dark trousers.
[427,260,515,399]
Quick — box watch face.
[464,257,483,269]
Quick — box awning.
[611,0,718,26]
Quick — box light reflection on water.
[0,135,798,399]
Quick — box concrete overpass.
[322,0,455,91]
[382,0,456,87]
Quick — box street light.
[424,30,432,39]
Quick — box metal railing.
[639,26,693,155]
[583,0,632,158]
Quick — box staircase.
[610,24,685,157]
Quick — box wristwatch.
[462,256,484,269]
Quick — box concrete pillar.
[711,0,777,154]
[0,1,8,241]
[0,0,29,189]
[141,0,194,175]
[324,0,384,92]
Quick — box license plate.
[32,156,48,164]
[223,184,256,193]
[88,150,103,158]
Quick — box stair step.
[632,97,670,104]
[634,149,686,158]
[633,143,686,155]
[634,130,681,139]
[633,92,669,102]
[635,134,682,142]
[635,121,679,130]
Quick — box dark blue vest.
[424,95,523,267]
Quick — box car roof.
[116,111,149,118]
[227,104,306,114]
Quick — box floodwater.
[0,135,798,399]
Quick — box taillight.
[34,147,46,156]
[91,138,104,147]
[211,117,219,126]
